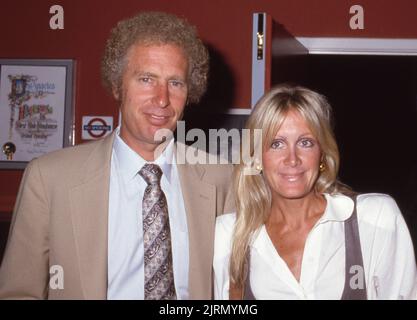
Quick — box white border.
[296,37,417,56]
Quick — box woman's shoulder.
[355,193,402,230]
[216,213,236,233]
[214,213,236,253]
[356,193,400,212]
[329,192,400,213]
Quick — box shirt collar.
[251,193,355,250]
[112,126,174,184]
[318,193,355,223]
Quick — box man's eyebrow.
[133,70,157,77]
[168,75,187,82]
[131,71,186,81]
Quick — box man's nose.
[153,82,169,108]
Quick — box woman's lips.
[279,173,304,182]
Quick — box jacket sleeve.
[0,158,50,299]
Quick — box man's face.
[117,43,189,159]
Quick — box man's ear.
[112,86,120,101]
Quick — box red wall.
[1,0,417,214]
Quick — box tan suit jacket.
[0,132,234,299]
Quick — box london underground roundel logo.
[82,116,113,140]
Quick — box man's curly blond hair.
[101,11,209,104]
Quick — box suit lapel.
[176,148,217,299]
[69,133,115,299]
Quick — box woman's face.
[262,109,322,201]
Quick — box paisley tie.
[139,163,177,300]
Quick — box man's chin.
[150,126,175,144]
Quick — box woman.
[213,84,417,299]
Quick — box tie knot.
[139,163,163,185]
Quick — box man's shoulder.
[176,142,233,169]
[35,138,106,165]
[28,135,114,180]
[175,142,233,175]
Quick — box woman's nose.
[283,147,301,167]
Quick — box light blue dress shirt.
[107,128,189,299]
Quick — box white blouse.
[213,193,417,299]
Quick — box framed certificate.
[0,59,75,169]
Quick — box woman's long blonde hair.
[230,84,351,288]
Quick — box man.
[0,11,234,299]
